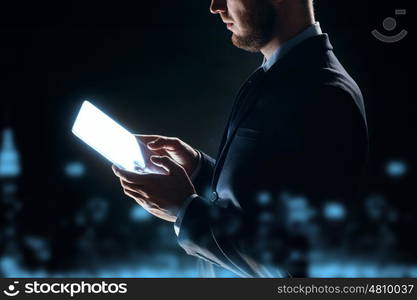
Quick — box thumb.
[147,137,179,151]
[150,155,183,174]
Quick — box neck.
[261,9,315,60]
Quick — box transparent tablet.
[72,101,147,173]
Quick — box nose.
[210,0,227,15]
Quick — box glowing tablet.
[72,101,146,173]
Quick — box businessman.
[113,0,368,277]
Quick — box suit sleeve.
[191,151,216,196]
[176,85,368,277]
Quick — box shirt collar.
[262,22,323,72]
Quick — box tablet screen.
[72,101,146,173]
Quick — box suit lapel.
[211,73,267,188]
[213,68,264,161]
[211,34,334,189]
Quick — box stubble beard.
[231,2,276,52]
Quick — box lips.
[221,16,234,30]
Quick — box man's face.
[210,0,276,52]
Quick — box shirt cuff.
[190,150,202,181]
[174,193,199,236]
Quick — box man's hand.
[112,155,196,222]
[136,135,200,177]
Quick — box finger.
[135,134,162,145]
[120,179,149,199]
[123,189,147,205]
[112,165,137,183]
[147,136,181,151]
[150,155,184,175]
[119,177,144,189]
[134,135,169,159]
[123,189,162,213]
[113,165,162,184]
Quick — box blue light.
[0,255,203,277]
[215,268,239,278]
[64,162,85,177]
[342,263,360,277]
[23,236,51,262]
[257,191,272,206]
[377,264,406,277]
[0,128,21,177]
[323,202,346,221]
[130,206,152,222]
[360,264,379,277]
[410,267,417,277]
[309,262,343,277]
[0,256,28,277]
[282,193,314,224]
[386,160,407,177]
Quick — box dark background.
[0,0,415,277]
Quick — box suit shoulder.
[316,68,367,124]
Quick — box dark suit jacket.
[176,34,368,277]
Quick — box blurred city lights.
[130,206,152,222]
[323,202,346,221]
[386,160,407,178]
[64,162,85,177]
[0,128,21,178]
[257,191,272,206]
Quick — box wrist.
[189,150,202,180]
[174,193,199,236]
[191,149,200,169]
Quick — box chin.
[231,34,262,53]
